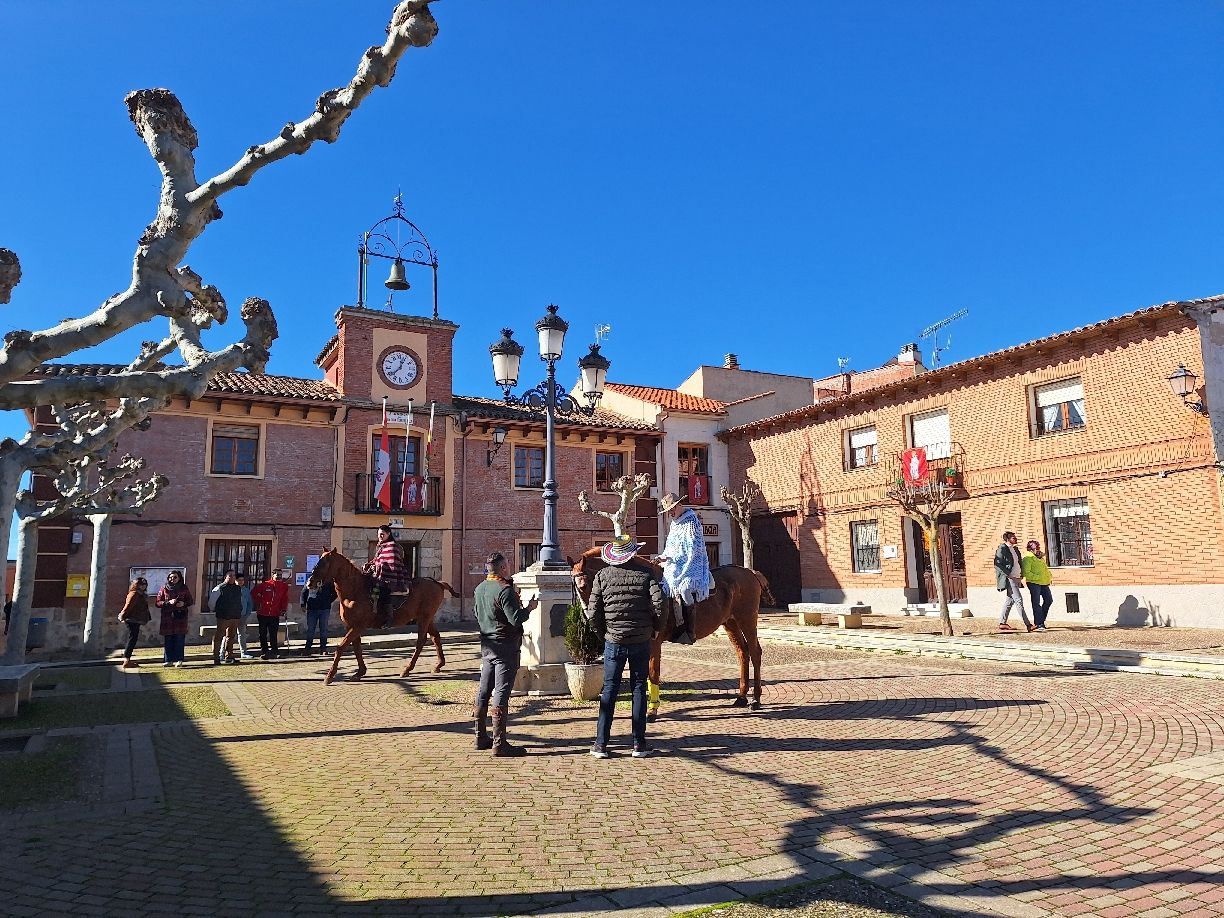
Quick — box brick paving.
[0,632,1223,917]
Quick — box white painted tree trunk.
[0,461,19,604]
[1,516,39,665]
[82,514,111,656]
[924,519,953,637]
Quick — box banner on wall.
[687,474,709,505]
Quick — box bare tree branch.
[721,480,760,568]
[578,473,653,538]
[0,248,19,305]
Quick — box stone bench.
[199,621,299,644]
[0,664,41,718]
[790,603,872,629]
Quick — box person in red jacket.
[251,569,290,659]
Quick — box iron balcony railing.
[353,474,442,515]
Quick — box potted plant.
[563,602,603,701]
[943,467,962,488]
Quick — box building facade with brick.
[724,296,1224,627]
[24,306,661,655]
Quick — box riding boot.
[473,703,492,751]
[683,604,696,643]
[669,600,694,645]
[491,706,526,757]
[375,593,391,628]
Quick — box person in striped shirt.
[365,524,409,626]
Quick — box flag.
[401,474,425,512]
[687,474,708,505]
[901,448,928,487]
[374,401,393,512]
[420,401,435,507]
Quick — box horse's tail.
[433,580,461,599]
[751,570,777,608]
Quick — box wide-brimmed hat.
[601,534,645,566]
[658,492,686,514]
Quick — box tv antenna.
[917,308,968,366]
[836,357,851,370]
[595,324,611,345]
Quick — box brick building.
[27,305,660,654]
[724,296,1224,627]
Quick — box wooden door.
[751,512,801,607]
[919,514,967,603]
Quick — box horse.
[571,548,774,715]
[306,548,460,685]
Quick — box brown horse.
[306,548,460,685]
[571,548,774,715]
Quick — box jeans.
[257,616,280,657]
[305,609,330,650]
[123,621,141,660]
[1027,584,1053,627]
[236,613,251,655]
[475,638,521,710]
[212,619,239,661]
[999,579,1031,627]
[595,640,651,750]
[163,632,186,663]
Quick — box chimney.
[723,353,740,370]
[898,342,920,365]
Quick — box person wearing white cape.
[654,492,713,644]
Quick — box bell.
[384,258,410,291]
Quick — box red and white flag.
[901,448,928,487]
[374,400,393,512]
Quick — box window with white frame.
[846,426,878,470]
[850,520,881,573]
[1043,498,1093,567]
[1033,378,1086,436]
[909,408,950,460]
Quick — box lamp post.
[356,193,440,318]
[489,305,610,569]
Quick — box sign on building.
[702,524,719,537]
[66,574,90,599]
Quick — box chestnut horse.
[307,548,460,685]
[571,549,774,715]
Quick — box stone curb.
[758,624,1224,679]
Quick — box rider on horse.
[655,492,713,644]
[366,524,409,626]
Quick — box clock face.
[380,349,420,388]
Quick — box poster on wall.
[130,566,186,596]
[305,554,320,577]
[295,573,308,587]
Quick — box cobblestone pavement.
[2,632,1224,917]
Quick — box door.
[751,512,801,607]
[918,513,967,603]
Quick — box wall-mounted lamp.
[1167,363,1208,416]
[486,426,508,466]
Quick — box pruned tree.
[3,450,165,664]
[80,459,170,656]
[0,0,440,600]
[721,480,761,569]
[578,473,653,538]
[885,457,959,637]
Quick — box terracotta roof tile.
[604,383,728,414]
[29,364,342,402]
[452,395,659,431]
[724,295,1220,439]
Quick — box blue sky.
[2,2,1223,436]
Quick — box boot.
[473,703,492,751]
[374,593,390,628]
[668,601,694,645]
[491,706,526,757]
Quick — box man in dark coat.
[587,535,665,759]
[994,530,1034,632]
[209,570,245,664]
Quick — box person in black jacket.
[208,571,244,665]
[587,535,665,759]
[301,580,338,655]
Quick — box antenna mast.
[917,308,968,366]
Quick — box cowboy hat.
[658,492,686,514]
[601,534,645,566]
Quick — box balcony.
[889,442,967,498]
[354,474,442,515]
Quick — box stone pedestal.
[512,564,575,695]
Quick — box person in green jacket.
[1022,540,1053,632]
[472,552,538,757]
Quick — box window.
[909,409,950,461]
[514,446,545,488]
[846,426,878,470]
[850,521,881,573]
[1034,378,1086,435]
[705,543,720,570]
[211,424,260,476]
[371,434,422,500]
[518,542,542,572]
[595,451,626,492]
[678,444,711,505]
[1043,498,1093,567]
[202,538,271,596]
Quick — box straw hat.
[658,492,686,514]
[601,534,645,566]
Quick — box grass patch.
[0,685,229,732]
[36,667,112,692]
[142,661,289,683]
[570,686,700,708]
[416,680,465,704]
[0,736,88,809]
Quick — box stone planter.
[565,661,603,702]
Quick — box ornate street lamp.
[1168,363,1208,416]
[356,193,439,318]
[489,305,611,568]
